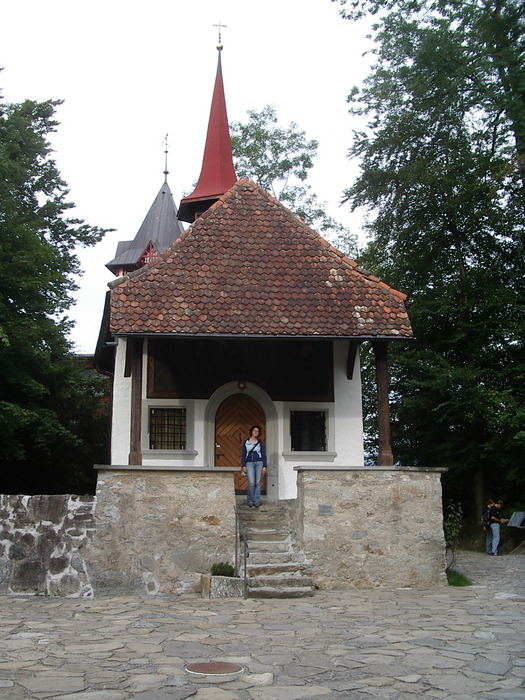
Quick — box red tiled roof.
[109,179,413,338]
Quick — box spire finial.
[163,133,169,181]
[213,21,226,51]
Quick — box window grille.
[290,410,327,451]
[149,408,187,450]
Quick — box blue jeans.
[490,523,500,554]
[485,527,493,554]
[246,460,263,505]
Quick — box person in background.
[489,499,509,556]
[482,498,494,555]
[241,425,267,508]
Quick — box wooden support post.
[372,341,394,466]
[128,337,143,466]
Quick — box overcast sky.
[1,0,372,353]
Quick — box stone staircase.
[236,499,315,598]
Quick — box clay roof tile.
[108,180,412,339]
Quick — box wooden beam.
[128,337,143,466]
[124,338,133,377]
[372,341,394,466]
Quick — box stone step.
[248,574,314,589]
[242,523,288,532]
[238,501,287,509]
[248,585,315,599]
[247,541,292,554]
[244,526,289,536]
[246,562,309,577]
[247,551,304,565]
[241,508,286,520]
[241,517,288,528]
[245,531,290,542]
[237,507,288,518]
[236,501,314,599]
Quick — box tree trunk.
[373,341,394,466]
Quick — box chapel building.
[92,44,446,595]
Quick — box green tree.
[230,105,358,254]
[0,94,109,494]
[335,0,525,516]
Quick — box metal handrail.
[234,507,249,599]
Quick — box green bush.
[210,562,235,577]
[446,569,472,586]
[443,501,463,550]
[443,500,464,572]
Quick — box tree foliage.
[230,105,358,254]
[335,0,525,514]
[0,94,109,494]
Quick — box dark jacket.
[242,439,267,467]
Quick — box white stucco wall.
[275,340,364,500]
[333,340,364,465]
[110,338,132,465]
[110,339,366,499]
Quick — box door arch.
[215,394,266,493]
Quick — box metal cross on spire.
[163,133,169,181]
[213,21,227,51]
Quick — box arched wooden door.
[215,394,266,494]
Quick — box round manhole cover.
[184,661,245,683]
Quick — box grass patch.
[447,569,473,586]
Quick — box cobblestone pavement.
[0,550,524,700]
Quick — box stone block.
[87,565,145,596]
[201,574,244,598]
[49,556,69,574]
[10,560,46,592]
[0,559,9,591]
[8,543,28,560]
[28,495,68,523]
[49,574,83,596]
[36,527,60,559]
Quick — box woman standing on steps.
[241,425,267,508]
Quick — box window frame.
[142,399,196,457]
[290,409,328,452]
[148,406,187,450]
[282,402,337,462]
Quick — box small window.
[290,410,327,451]
[149,408,187,450]
[139,241,158,267]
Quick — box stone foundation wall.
[0,467,446,597]
[84,468,237,596]
[0,494,96,597]
[296,467,447,589]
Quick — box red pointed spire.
[178,47,237,223]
